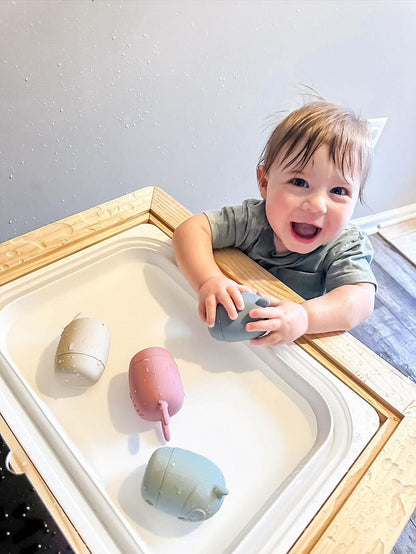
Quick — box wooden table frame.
[1,186,415,553]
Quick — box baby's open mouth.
[291,222,321,240]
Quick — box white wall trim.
[352,203,416,235]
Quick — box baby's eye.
[331,186,349,196]
[291,177,309,188]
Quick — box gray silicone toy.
[208,292,270,342]
[141,447,228,521]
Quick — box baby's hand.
[198,276,253,327]
[246,292,308,346]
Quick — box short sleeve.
[325,228,377,292]
[204,199,267,250]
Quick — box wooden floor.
[350,233,416,552]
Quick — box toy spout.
[158,400,171,441]
[213,485,229,498]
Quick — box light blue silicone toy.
[209,292,270,342]
[141,447,228,521]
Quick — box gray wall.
[1,0,416,243]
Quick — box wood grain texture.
[0,188,153,286]
[351,233,416,553]
[378,217,416,267]
[312,416,416,553]
[291,416,399,553]
[150,186,192,233]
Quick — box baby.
[172,100,377,346]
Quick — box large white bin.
[0,224,379,553]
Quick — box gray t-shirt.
[205,198,377,300]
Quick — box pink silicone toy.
[129,347,185,441]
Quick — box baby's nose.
[302,192,327,214]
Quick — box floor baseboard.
[352,203,416,235]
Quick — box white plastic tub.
[0,224,380,553]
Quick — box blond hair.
[258,101,372,201]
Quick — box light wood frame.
[1,186,415,553]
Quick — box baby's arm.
[247,282,375,345]
[172,215,252,326]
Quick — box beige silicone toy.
[55,314,111,387]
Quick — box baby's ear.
[257,165,268,198]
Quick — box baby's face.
[258,144,360,254]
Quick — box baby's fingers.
[199,296,216,325]
[219,290,240,321]
[204,296,221,327]
[249,306,282,321]
[246,313,280,334]
[228,286,245,312]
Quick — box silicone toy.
[129,347,184,441]
[141,447,228,521]
[55,314,111,388]
[209,292,270,342]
